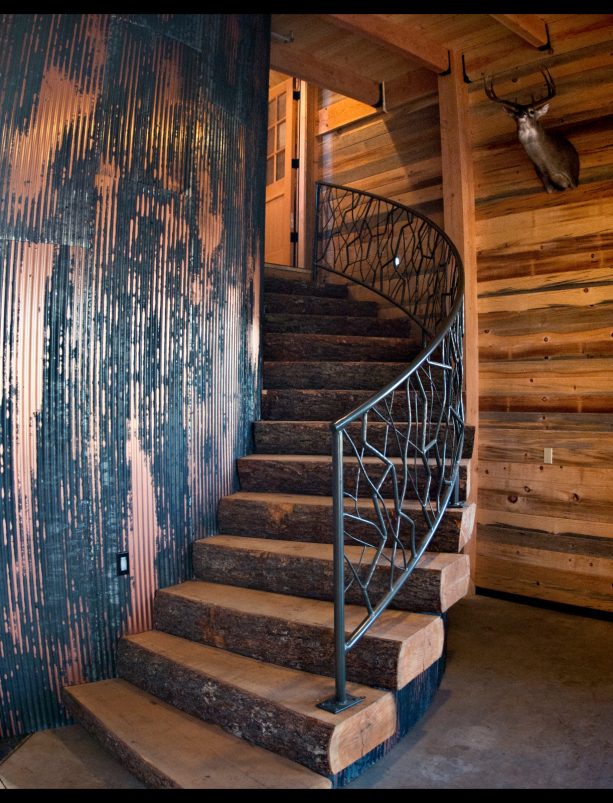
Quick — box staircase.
[62,185,474,788]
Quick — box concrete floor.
[349,594,613,789]
[1,594,611,789]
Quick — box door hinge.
[291,157,299,170]
[290,231,299,244]
[293,89,301,101]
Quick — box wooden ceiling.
[270,14,613,108]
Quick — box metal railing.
[313,183,465,713]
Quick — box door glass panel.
[278,120,286,150]
[277,92,286,121]
[268,99,276,125]
[266,156,274,185]
[276,151,285,181]
[267,126,274,156]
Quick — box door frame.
[265,72,316,270]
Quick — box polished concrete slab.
[1,594,611,789]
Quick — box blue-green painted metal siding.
[0,13,269,737]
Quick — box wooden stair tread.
[263,360,415,390]
[264,265,316,283]
[63,679,331,789]
[199,534,466,572]
[253,420,475,459]
[264,332,417,362]
[264,293,379,318]
[217,492,475,553]
[194,536,470,614]
[236,455,468,499]
[122,630,382,711]
[265,333,416,346]
[159,579,438,639]
[264,313,412,338]
[118,630,396,776]
[261,388,447,420]
[238,453,468,466]
[219,489,463,512]
[264,276,349,298]
[262,388,443,399]
[155,580,444,689]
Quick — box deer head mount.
[484,67,580,193]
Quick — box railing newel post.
[317,426,364,714]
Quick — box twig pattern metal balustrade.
[313,183,465,713]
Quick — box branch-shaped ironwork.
[314,183,465,713]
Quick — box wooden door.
[265,78,297,266]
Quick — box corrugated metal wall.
[0,13,269,737]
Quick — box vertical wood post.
[297,80,316,270]
[438,50,478,589]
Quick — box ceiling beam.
[324,14,449,74]
[270,41,382,107]
[490,14,549,48]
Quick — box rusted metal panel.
[0,13,269,737]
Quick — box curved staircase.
[63,186,475,788]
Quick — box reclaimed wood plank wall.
[470,19,613,612]
[316,88,443,227]
[314,15,613,613]
[0,13,269,737]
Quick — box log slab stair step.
[63,679,331,789]
[63,270,474,788]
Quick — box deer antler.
[484,67,557,112]
[483,74,524,111]
[531,66,556,109]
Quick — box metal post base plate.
[317,693,365,714]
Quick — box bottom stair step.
[62,679,331,789]
[154,580,444,690]
[116,630,396,777]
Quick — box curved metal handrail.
[312,182,465,713]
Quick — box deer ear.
[503,106,516,117]
[534,104,549,118]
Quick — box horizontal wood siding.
[472,17,613,611]
[316,88,443,226]
[310,15,613,611]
